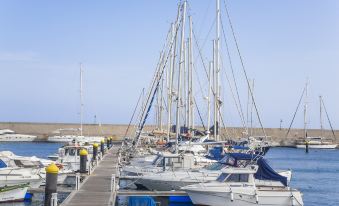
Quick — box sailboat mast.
[215,0,221,141]
[207,61,213,137]
[213,40,217,140]
[303,81,308,139]
[188,16,194,133]
[167,5,180,141]
[175,1,187,153]
[80,63,83,136]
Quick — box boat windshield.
[225,174,249,183]
[216,173,229,182]
[205,162,225,170]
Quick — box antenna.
[80,63,83,136]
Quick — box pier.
[61,143,120,206]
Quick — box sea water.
[0,142,338,205]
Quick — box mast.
[188,15,194,134]
[175,1,187,153]
[167,5,180,141]
[303,80,308,140]
[215,0,221,141]
[79,63,83,136]
[320,95,323,137]
[213,40,217,140]
[207,61,213,137]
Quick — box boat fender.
[230,191,234,202]
[255,193,259,204]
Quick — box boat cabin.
[216,166,257,185]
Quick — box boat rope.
[220,18,247,133]
[285,87,306,138]
[223,0,267,138]
[321,98,336,138]
[124,88,145,138]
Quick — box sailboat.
[296,94,337,149]
[47,64,104,143]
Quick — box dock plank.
[62,146,119,206]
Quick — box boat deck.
[61,145,119,206]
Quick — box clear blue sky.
[0,0,338,129]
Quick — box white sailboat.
[47,64,105,143]
[295,84,337,149]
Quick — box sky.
[0,0,339,129]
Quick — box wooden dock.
[61,145,120,206]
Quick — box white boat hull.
[296,144,337,149]
[185,189,303,206]
[0,134,37,142]
[0,185,28,202]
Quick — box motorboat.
[0,184,29,203]
[132,153,292,191]
[0,129,37,142]
[0,151,71,185]
[182,166,303,206]
[0,153,43,188]
[54,144,93,172]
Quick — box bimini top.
[219,153,288,186]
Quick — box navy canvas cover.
[220,153,288,186]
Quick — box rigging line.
[192,62,206,98]
[285,87,306,138]
[223,0,267,138]
[321,98,336,138]
[220,17,247,133]
[220,56,247,131]
[135,10,182,144]
[192,26,213,79]
[124,88,145,138]
[194,96,206,131]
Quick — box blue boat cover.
[128,196,156,206]
[232,145,250,150]
[255,158,288,186]
[0,160,7,168]
[220,153,288,186]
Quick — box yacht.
[182,166,303,206]
[0,129,37,142]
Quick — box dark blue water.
[266,147,339,206]
[0,143,338,205]
[0,142,64,159]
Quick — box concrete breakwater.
[0,122,338,146]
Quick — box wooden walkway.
[62,145,119,206]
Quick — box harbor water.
[0,142,338,206]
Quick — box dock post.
[75,173,80,190]
[109,137,113,148]
[101,139,105,155]
[106,137,110,149]
[44,163,59,206]
[51,193,58,206]
[93,143,98,161]
[79,149,88,173]
[305,141,309,153]
[110,174,116,191]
